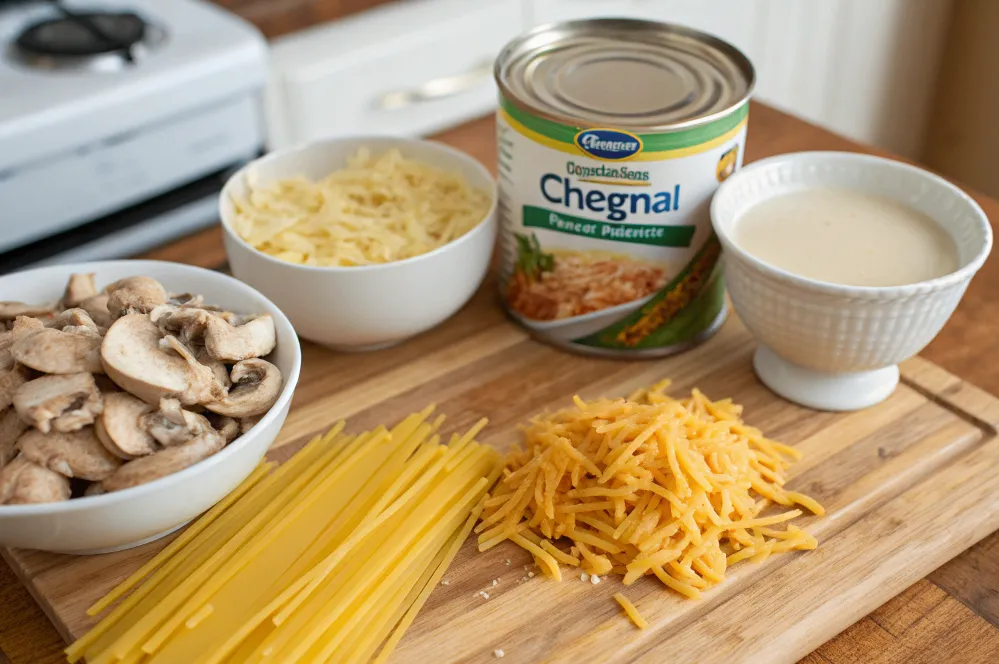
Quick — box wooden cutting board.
[5,284,999,664]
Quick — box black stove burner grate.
[15,9,147,61]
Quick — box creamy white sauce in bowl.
[733,187,960,287]
[710,151,992,412]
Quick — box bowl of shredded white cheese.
[220,136,497,350]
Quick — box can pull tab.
[378,58,493,111]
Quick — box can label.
[497,97,748,354]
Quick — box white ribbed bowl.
[711,152,992,411]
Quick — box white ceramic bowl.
[712,151,992,411]
[0,261,301,554]
[219,136,498,351]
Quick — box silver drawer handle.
[378,59,494,111]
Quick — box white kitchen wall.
[266,0,952,158]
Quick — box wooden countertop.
[2,102,997,663]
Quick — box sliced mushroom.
[0,331,13,371]
[203,315,277,362]
[196,347,231,394]
[62,273,98,308]
[79,293,113,329]
[53,308,101,336]
[169,293,204,308]
[139,398,216,447]
[102,432,224,492]
[0,363,30,411]
[205,413,240,443]
[239,415,262,435]
[84,481,105,497]
[10,315,45,338]
[205,359,282,418]
[150,305,213,346]
[101,314,215,406]
[106,277,168,319]
[159,335,226,403]
[11,327,103,375]
[95,392,157,459]
[0,408,27,468]
[0,455,71,504]
[13,373,103,433]
[0,302,55,323]
[18,427,121,481]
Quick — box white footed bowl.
[0,261,301,554]
[220,136,498,351]
[712,152,992,411]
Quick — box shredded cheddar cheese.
[477,380,824,609]
[613,593,648,629]
[67,408,502,664]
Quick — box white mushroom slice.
[18,427,122,481]
[0,331,13,372]
[205,413,240,443]
[159,335,227,403]
[95,392,157,459]
[79,293,112,329]
[84,481,105,497]
[62,273,98,308]
[53,308,101,336]
[239,415,262,435]
[140,398,216,447]
[169,293,204,308]
[203,315,277,362]
[103,432,224,492]
[0,302,55,323]
[11,328,103,375]
[13,373,103,433]
[0,363,31,411]
[204,359,282,418]
[0,455,71,504]
[0,408,28,468]
[197,347,231,393]
[10,315,45,338]
[106,276,168,319]
[150,305,214,345]
[101,315,215,406]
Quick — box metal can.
[495,18,754,357]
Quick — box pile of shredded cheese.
[477,380,824,604]
[230,147,492,267]
[68,408,501,664]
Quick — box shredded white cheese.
[231,148,491,267]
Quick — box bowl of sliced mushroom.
[0,261,301,554]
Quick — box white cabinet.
[264,0,950,158]
[265,0,524,149]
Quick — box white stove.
[0,0,267,272]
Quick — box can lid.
[496,18,755,131]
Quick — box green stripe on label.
[574,235,724,349]
[501,97,749,153]
[524,206,695,247]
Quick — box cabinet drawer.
[265,0,525,149]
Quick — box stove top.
[0,0,267,173]
[13,5,166,70]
